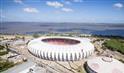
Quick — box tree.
[33,34,40,38]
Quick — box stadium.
[27,36,94,61]
[85,57,124,73]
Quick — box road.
[2,60,35,73]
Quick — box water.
[0,22,124,36]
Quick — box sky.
[0,0,124,23]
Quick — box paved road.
[2,60,35,73]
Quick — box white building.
[28,36,94,61]
[86,56,124,73]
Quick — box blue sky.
[0,0,124,23]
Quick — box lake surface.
[0,22,124,36]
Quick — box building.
[28,36,94,61]
[86,56,124,73]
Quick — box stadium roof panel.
[28,36,94,61]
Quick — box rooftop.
[87,57,124,73]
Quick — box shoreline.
[0,33,124,38]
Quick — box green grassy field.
[104,39,124,54]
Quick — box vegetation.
[33,34,40,38]
[0,45,8,56]
[92,34,124,39]
[0,51,8,56]
[103,39,124,54]
[0,45,15,72]
[0,45,5,50]
[0,60,14,72]
[119,59,124,63]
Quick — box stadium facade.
[28,36,94,61]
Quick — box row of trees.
[92,34,124,39]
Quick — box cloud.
[46,1,64,8]
[61,8,73,12]
[23,8,39,13]
[14,0,23,4]
[46,1,74,13]
[114,3,123,9]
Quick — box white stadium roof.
[28,36,94,61]
[87,57,124,73]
